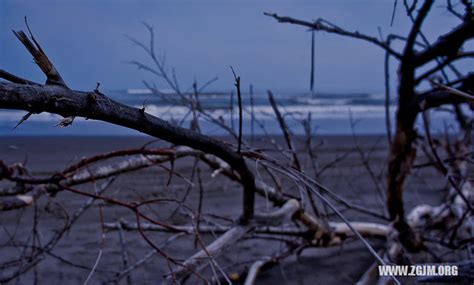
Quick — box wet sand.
[0,135,447,284]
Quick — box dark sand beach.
[0,135,447,284]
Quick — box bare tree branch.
[263,12,402,59]
[0,82,256,222]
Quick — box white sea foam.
[0,111,61,122]
[142,104,394,120]
[1,103,456,124]
[127,88,153,95]
[127,88,175,95]
[295,98,350,105]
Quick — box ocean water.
[0,89,458,136]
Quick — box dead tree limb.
[243,257,271,285]
[165,198,306,283]
[266,1,474,253]
[1,27,256,222]
[0,81,256,222]
[13,20,67,87]
[263,12,402,59]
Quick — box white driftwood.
[0,185,46,211]
[163,199,302,283]
[164,225,253,284]
[329,222,388,239]
[407,180,473,240]
[0,148,198,211]
[203,155,332,238]
[244,257,271,285]
[254,199,300,225]
[105,220,389,241]
[105,220,307,235]
[67,147,197,185]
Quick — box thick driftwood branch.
[385,1,470,252]
[0,82,256,222]
[387,72,473,244]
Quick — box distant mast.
[310,30,315,98]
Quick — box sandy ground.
[0,135,449,284]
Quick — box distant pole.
[310,30,315,98]
[250,84,254,141]
[230,90,235,131]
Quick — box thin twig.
[230,66,243,154]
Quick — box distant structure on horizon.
[127,88,174,95]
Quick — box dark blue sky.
[0,0,468,93]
